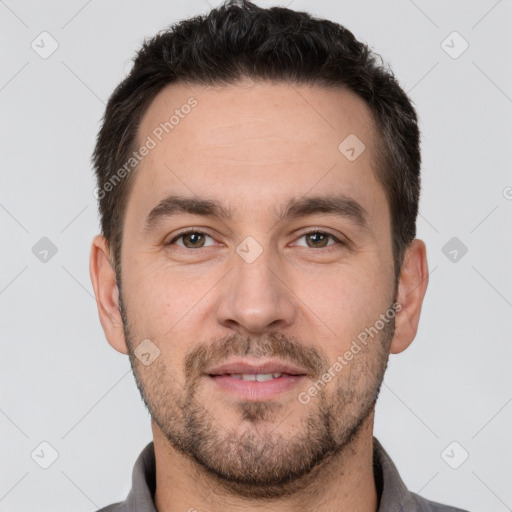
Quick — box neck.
[152,411,378,512]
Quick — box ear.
[390,238,429,354]
[89,235,129,354]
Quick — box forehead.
[129,80,387,227]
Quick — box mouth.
[214,372,293,381]
[205,360,309,400]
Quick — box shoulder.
[406,491,471,512]
[95,502,126,512]
[372,437,470,512]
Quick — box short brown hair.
[92,0,421,281]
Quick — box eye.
[167,229,343,251]
[294,230,342,249]
[169,230,216,249]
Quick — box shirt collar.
[372,437,417,511]
[123,437,416,511]
[125,441,157,512]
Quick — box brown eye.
[169,231,215,248]
[305,232,331,248]
[295,231,340,249]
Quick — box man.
[89,1,469,511]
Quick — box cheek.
[123,257,225,345]
[296,262,389,355]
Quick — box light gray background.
[1,1,511,511]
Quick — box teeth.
[229,373,283,381]
[256,373,273,382]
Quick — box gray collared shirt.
[96,437,469,512]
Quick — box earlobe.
[390,239,429,354]
[89,235,129,355]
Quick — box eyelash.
[167,229,344,252]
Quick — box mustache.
[184,330,328,380]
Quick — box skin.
[90,80,428,512]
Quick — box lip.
[206,373,307,400]
[206,359,309,377]
[204,359,309,401]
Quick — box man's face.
[118,81,397,496]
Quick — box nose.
[215,246,297,335]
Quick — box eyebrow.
[143,193,370,233]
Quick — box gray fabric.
[97,438,470,512]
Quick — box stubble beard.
[118,290,395,499]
